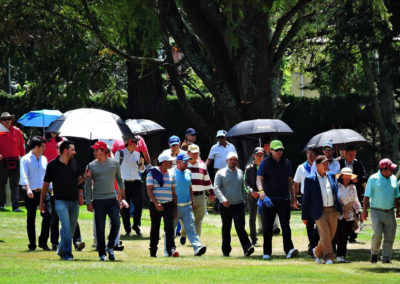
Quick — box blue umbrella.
[18,109,62,128]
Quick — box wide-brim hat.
[336,167,358,179]
[0,112,15,122]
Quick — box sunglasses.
[180,160,189,164]
[1,118,12,121]
[273,149,283,152]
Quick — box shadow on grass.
[120,235,150,241]
[359,267,400,273]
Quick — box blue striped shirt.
[146,167,173,203]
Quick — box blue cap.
[177,153,191,161]
[168,135,180,146]
[322,141,333,149]
[185,128,196,135]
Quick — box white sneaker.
[286,248,299,259]
[263,254,271,260]
[336,256,345,263]
[325,259,333,264]
[315,257,322,264]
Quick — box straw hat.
[336,167,357,179]
[0,112,15,122]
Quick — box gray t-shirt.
[84,158,124,202]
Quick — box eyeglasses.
[180,160,189,164]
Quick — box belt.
[31,189,41,192]
[124,180,139,182]
[160,200,173,204]
[177,201,192,207]
[323,206,335,208]
[371,207,394,212]
[193,191,204,196]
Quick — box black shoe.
[180,236,186,245]
[113,245,124,251]
[382,259,392,264]
[39,243,50,251]
[13,208,23,213]
[119,240,123,246]
[75,241,85,251]
[370,254,378,263]
[307,247,314,258]
[273,227,280,235]
[349,239,357,244]
[52,244,58,251]
[245,246,255,257]
[223,253,230,257]
[251,238,258,246]
[133,226,142,236]
[28,244,36,251]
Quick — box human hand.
[361,210,368,221]
[26,189,34,199]
[209,195,215,202]
[222,201,230,207]
[250,191,259,199]
[40,202,45,213]
[302,219,308,225]
[259,191,266,200]
[84,168,92,179]
[87,203,94,212]
[0,154,3,160]
[155,202,164,212]
[78,195,84,206]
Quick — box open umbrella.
[125,119,165,135]
[18,109,62,128]
[47,108,134,140]
[303,129,368,151]
[226,119,294,142]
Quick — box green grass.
[1,208,400,283]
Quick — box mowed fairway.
[1,208,400,283]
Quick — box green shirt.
[365,171,400,210]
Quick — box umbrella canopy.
[47,108,134,140]
[125,119,165,135]
[17,109,62,127]
[226,119,294,139]
[304,129,368,151]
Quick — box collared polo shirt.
[114,148,143,181]
[19,151,47,189]
[207,141,237,170]
[170,167,192,203]
[146,167,173,203]
[0,125,25,158]
[365,171,400,210]
[293,161,314,194]
[316,172,334,206]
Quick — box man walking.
[146,153,178,257]
[114,137,145,236]
[302,155,342,264]
[0,112,25,212]
[20,136,51,251]
[362,158,400,263]
[214,152,254,257]
[85,141,125,261]
[206,130,237,175]
[40,141,87,261]
[256,140,298,260]
[181,128,197,151]
[170,153,207,256]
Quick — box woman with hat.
[335,167,361,263]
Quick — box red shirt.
[0,125,25,158]
[44,137,63,162]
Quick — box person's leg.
[275,199,294,254]
[149,202,162,256]
[180,205,202,252]
[132,180,143,229]
[193,194,206,236]
[314,210,332,260]
[219,203,233,256]
[106,199,121,250]
[163,202,176,255]
[55,200,73,258]
[232,203,252,254]
[335,219,347,257]
[9,168,20,210]
[121,181,133,234]
[73,222,82,243]
[50,196,59,248]
[38,194,51,246]
[247,194,258,243]
[93,199,107,257]
[25,190,37,249]
[381,211,396,262]
[0,162,8,207]
[261,205,276,256]
[370,209,384,257]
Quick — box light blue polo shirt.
[170,167,192,204]
[365,171,400,210]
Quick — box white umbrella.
[47,108,134,140]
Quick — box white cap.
[216,130,227,137]
[158,153,176,163]
[226,152,238,160]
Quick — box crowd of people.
[0,111,399,264]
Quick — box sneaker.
[39,243,51,251]
[245,246,255,257]
[286,248,299,259]
[99,255,106,261]
[263,254,271,260]
[133,226,142,236]
[106,248,115,261]
[370,254,378,263]
[13,208,22,212]
[325,259,333,264]
[75,241,85,251]
[113,245,124,251]
[62,256,74,261]
[51,244,58,251]
[194,246,207,256]
[180,236,186,245]
[171,249,179,257]
[315,257,322,264]
[336,256,345,263]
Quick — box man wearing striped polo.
[146,153,178,257]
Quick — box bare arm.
[256,176,265,200]
[293,182,300,209]
[361,196,370,220]
[39,182,50,213]
[205,158,213,168]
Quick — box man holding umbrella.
[0,112,25,212]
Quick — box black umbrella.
[303,129,368,151]
[226,119,294,140]
[125,119,165,135]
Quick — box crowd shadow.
[120,235,150,241]
[359,267,400,273]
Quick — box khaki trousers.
[314,207,339,261]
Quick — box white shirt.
[160,148,187,166]
[317,172,334,207]
[114,148,143,181]
[19,151,47,190]
[345,160,354,171]
[311,159,340,175]
[207,141,237,170]
[293,162,314,194]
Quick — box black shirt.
[258,156,293,199]
[44,156,80,201]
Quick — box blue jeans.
[55,200,79,259]
[93,198,120,257]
